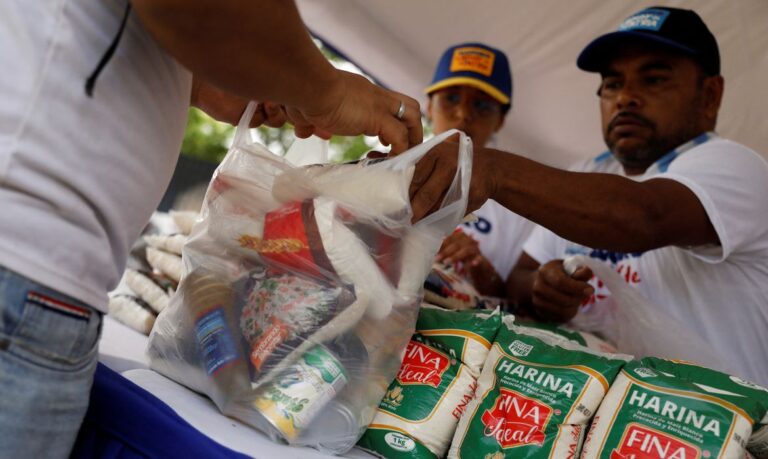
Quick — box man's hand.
[437,230,483,266]
[191,78,287,128]
[285,71,422,154]
[409,141,496,222]
[529,259,594,323]
[436,230,505,296]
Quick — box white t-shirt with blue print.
[522,134,768,385]
[461,199,534,280]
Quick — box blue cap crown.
[577,7,720,75]
[425,42,512,105]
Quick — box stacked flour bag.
[144,232,187,284]
[357,305,502,458]
[415,304,502,377]
[581,357,768,459]
[107,269,178,334]
[515,320,618,353]
[107,215,189,334]
[448,316,631,458]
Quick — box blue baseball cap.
[425,42,512,106]
[577,6,720,75]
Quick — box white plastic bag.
[563,254,732,373]
[147,102,472,454]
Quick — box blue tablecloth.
[71,363,250,459]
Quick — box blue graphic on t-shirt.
[588,248,645,264]
[464,216,492,234]
[564,246,645,264]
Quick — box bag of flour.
[358,339,478,458]
[448,317,630,458]
[581,357,768,459]
[516,320,618,353]
[415,304,502,376]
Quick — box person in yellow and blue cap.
[428,42,534,301]
[425,42,512,149]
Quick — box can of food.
[296,400,362,455]
[253,342,350,441]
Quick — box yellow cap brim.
[425,77,510,105]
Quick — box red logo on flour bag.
[611,424,700,459]
[396,341,450,388]
[481,388,552,448]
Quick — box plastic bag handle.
[233,101,260,146]
[408,129,472,226]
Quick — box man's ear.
[426,95,434,122]
[703,75,724,122]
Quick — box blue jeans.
[0,265,102,459]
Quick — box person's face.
[427,85,506,148]
[598,46,723,174]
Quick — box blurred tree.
[180,108,233,163]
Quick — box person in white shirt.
[0,0,421,456]
[425,42,534,297]
[408,7,768,385]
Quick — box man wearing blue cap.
[410,7,768,385]
[426,43,533,297]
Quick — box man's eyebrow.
[637,60,674,72]
[600,59,675,78]
[600,69,621,79]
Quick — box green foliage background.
[181,44,425,164]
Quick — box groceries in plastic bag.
[448,316,631,458]
[581,357,768,459]
[147,102,472,454]
[563,254,732,374]
[416,303,502,376]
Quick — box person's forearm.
[480,148,713,252]
[506,266,535,312]
[133,0,338,112]
[470,263,505,297]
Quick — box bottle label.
[195,307,239,375]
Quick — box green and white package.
[516,320,618,353]
[416,304,502,376]
[358,339,477,458]
[581,357,768,459]
[448,319,630,458]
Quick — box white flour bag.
[448,317,630,458]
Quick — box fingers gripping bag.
[415,303,502,376]
[563,255,732,374]
[448,316,631,459]
[147,102,473,454]
[580,357,768,459]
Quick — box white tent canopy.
[297,0,768,167]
